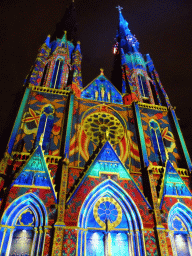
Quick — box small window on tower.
[40,63,49,87]
[150,120,166,165]
[138,75,149,102]
[51,58,64,89]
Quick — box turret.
[71,41,82,97]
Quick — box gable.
[88,141,130,179]
[67,141,151,209]
[159,160,192,208]
[13,145,57,202]
[81,74,123,104]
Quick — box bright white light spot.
[90,233,100,249]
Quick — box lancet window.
[0,194,47,256]
[169,203,192,256]
[149,120,166,165]
[51,58,64,89]
[9,209,35,255]
[35,104,54,153]
[138,74,149,99]
[40,62,50,87]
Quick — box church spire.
[115,7,154,104]
[53,0,78,43]
[116,6,139,54]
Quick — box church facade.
[0,6,192,256]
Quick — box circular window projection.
[94,197,122,230]
[83,112,124,145]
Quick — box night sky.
[0,0,192,160]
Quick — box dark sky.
[0,0,192,160]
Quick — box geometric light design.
[173,216,187,231]
[42,104,55,115]
[83,112,124,145]
[93,197,122,230]
[18,209,35,226]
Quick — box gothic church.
[0,5,192,256]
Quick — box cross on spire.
[116,5,123,13]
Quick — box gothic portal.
[0,4,192,256]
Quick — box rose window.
[83,112,124,145]
[98,201,118,223]
[94,197,122,230]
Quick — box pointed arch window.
[149,120,166,165]
[9,209,35,255]
[77,181,146,256]
[0,194,48,256]
[35,104,54,153]
[51,58,64,89]
[169,204,192,256]
[40,62,50,87]
[138,74,149,99]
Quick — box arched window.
[77,180,146,256]
[40,62,49,87]
[169,203,192,256]
[51,58,64,89]
[9,209,35,255]
[35,104,54,153]
[138,74,149,99]
[149,120,166,165]
[0,194,48,256]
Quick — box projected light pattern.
[94,197,122,230]
[83,112,124,145]
[97,201,118,223]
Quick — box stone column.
[32,227,38,256]
[5,226,15,256]
[0,227,7,254]
[187,233,192,255]
[51,163,69,256]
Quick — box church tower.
[0,5,192,256]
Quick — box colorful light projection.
[168,203,192,256]
[77,179,146,256]
[149,119,166,165]
[0,193,48,255]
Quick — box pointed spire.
[61,31,67,44]
[45,35,51,47]
[52,0,78,43]
[116,7,139,53]
[116,6,129,30]
[100,68,104,75]
[74,41,81,53]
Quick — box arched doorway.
[77,180,145,256]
